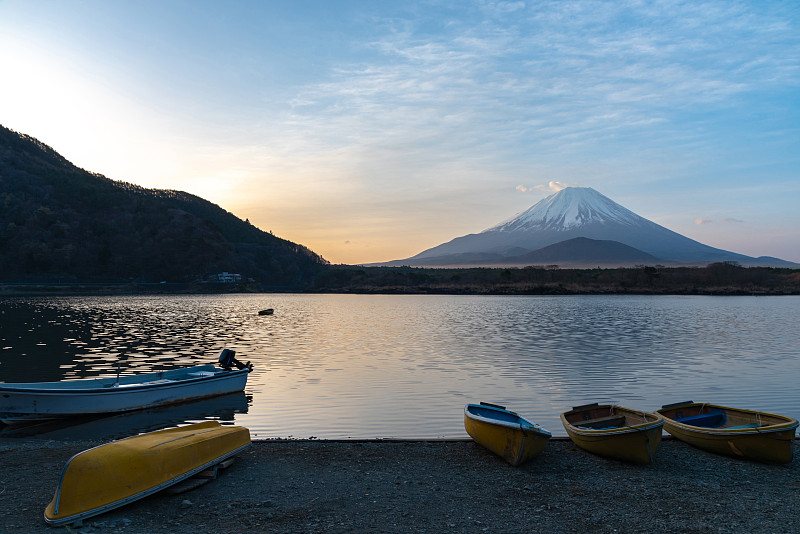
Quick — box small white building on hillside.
[217,272,242,283]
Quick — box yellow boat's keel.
[44,421,250,526]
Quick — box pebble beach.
[1,436,798,533]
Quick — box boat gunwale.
[0,367,250,395]
[562,418,664,437]
[560,405,664,437]
[464,404,551,437]
[44,426,250,526]
[656,403,799,435]
[661,423,798,438]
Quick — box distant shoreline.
[1,285,798,297]
[2,263,799,297]
[0,281,297,296]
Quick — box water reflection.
[0,392,249,441]
[1,294,799,438]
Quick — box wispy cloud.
[286,0,800,174]
[486,1,526,14]
[695,217,746,225]
[533,181,574,192]
[516,181,576,193]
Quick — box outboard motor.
[218,349,254,372]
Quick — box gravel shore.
[1,437,798,533]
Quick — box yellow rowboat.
[656,401,798,464]
[561,403,663,465]
[44,421,251,526]
[464,402,551,466]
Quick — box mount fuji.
[376,187,797,268]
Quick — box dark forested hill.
[0,125,328,286]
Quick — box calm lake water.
[1,294,799,439]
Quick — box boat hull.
[0,365,250,423]
[657,402,798,464]
[464,403,551,466]
[44,421,251,525]
[561,404,663,465]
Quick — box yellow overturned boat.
[464,402,551,466]
[44,421,251,526]
[656,401,798,464]
[561,403,663,465]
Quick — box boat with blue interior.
[561,403,663,464]
[464,402,551,466]
[656,401,798,464]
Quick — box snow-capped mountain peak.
[372,185,798,268]
[484,187,644,233]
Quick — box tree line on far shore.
[308,262,800,295]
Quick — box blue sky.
[1,0,798,263]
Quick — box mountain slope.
[0,125,328,285]
[383,187,797,268]
[382,238,662,267]
[506,237,663,266]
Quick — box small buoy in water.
[258,309,274,316]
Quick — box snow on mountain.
[485,187,644,232]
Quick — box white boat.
[0,349,253,424]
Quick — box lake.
[1,294,799,439]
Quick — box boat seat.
[673,411,725,428]
[576,414,626,429]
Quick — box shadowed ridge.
[0,124,328,286]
